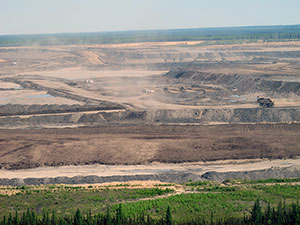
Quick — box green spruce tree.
[106,207,112,225]
[116,204,123,225]
[74,209,83,225]
[165,206,172,225]
[251,199,262,225]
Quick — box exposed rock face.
[145,108,300,123]
[165,70,300,95]
[1,107,299,127]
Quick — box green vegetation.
[0,187,173,216]
[1,201,300,224]
[0,25,300,46]
[185,181,216,186]
[154,184,174,187]
[1,179,300,224]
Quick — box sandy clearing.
[1,41,300,51]
[0,109,126,118]
[21,68,167,80]
[81,51,105,65]
[77,181,177,191]
[0,89,83,105]
[1,158,300,179]
[273,98,300,107]
[205,41,300,50]
[0,181,177,196]
[0,41,205,50]
[93,40,299,49]
[0,81,21,89]
[75,41,205,48]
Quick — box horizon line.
[1,23,299,37]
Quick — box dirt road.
[1,158,300,179]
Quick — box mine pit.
[0,40,300,184]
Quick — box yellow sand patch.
[106,40,205,48]
[81,51,105,65]
[0,81,21,89]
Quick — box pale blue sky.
[0,0,299,35]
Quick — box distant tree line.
[0,25,300,46]
[1,200,300,225]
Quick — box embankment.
[1,166,300,186]
[0,106,300,127]
[165,70,300,95]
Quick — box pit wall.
[165,70,300,95]
[0,107,299,127]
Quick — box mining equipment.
[257,96,274,108]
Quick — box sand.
[1,158,300,179]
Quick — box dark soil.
[0,123,299,170]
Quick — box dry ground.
[0,41,300,174]
[0,123,299,170]
[1,41,300,109]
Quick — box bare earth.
[0,124,299,170]
[1,41,300,109]
[0,41,300,182]
[1,158,300,179]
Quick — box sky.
[0,0,299,35]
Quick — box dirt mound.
[0,107,299,128]
[202,166,300,182]
[0,173,200,186]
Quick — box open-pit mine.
[1,40,300,185]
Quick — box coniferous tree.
[277,200,284,225]
[264,202,272,225]
[210,211,214,225]
[251,199,262,225]
[51,210,56,225]
[166,206,172,225]
[106,207,112,225]
[13,210,18,225]
[292,202,300,225]
[86,210,92,225]
[74,209,83,225]
[2,215,6,225]
[31,210,37,225]
[7,213,12,225]
[2,199,300,225]
[116,204,123,225]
